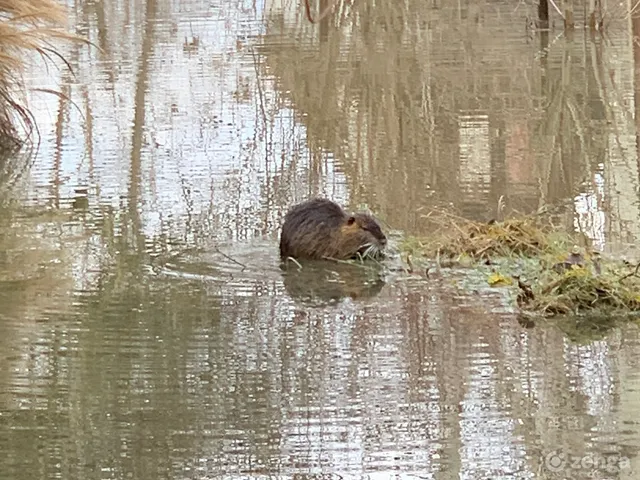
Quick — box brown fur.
[279,198,387,260]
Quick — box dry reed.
[0,0,79,151]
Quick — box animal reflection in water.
[279,198,387,305]
[281,260,386,306]
[279,198,387,261]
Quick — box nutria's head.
[337,212,387,259]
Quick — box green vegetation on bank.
[399,212,640,337]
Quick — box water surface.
[2,1,640,479]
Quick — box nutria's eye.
[347,216,356,225]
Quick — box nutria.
[279,198,387,261]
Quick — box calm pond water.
[2,1,640,479]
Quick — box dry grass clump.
[0,0,78,151]
[521,265,640,316]
[401,213,563,262]
[516,262,640,342]
[435,217,553,260]
[399,211,640,323]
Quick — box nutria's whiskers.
[360,244,377,259]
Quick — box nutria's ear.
[347,216,356,225]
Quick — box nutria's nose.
[380,236,387,246]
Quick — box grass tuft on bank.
[399,212,640,334]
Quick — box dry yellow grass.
[0,0,79,151]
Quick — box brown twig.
[214,247,247,271]
[303,0,340,24]
[618,261,640,283]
